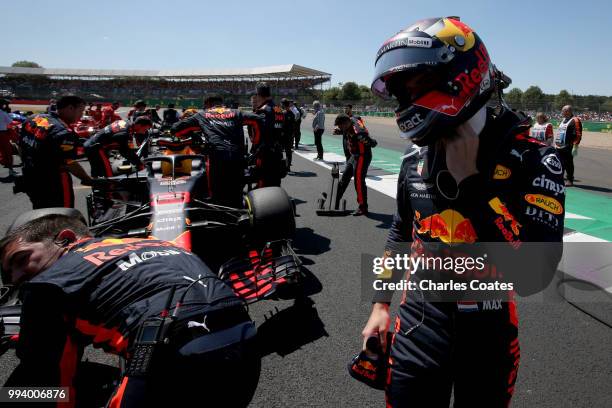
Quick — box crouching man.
[1,213,259,407]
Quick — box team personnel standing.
[19,95,92,209]
[0,213,259,407]
[128,100,149,122]
[555,105,582,186]
[252,82,284,187]
[173,95,262,207]
[290,100,303,149]
[334,114,376,216]
[338,104,360,160]
[162,103,180,127]
[530,112,554,145]
[361,17,564,407]
[312,100,325,160]
[281,98,296,170]
[100,102,121,126]
[148,105,162,124]
[0,100,17,177]
[89,103,104,124]
[84,117,152,178]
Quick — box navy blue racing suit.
[172,107,263,207]
[84,120,141,178]
[5,238,256,407]
[337,117,376,211]
[254,100,284,188]
[380,108,565,407]
[19,113,79,209]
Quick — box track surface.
[0,110,610,407]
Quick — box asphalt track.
[0,110,610,407]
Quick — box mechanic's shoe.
[565,180,574,187]
[352,207,368,216]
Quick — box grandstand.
[0,64,331,106]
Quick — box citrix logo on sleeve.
[532,174,565,195]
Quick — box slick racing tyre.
[245,187,295,242]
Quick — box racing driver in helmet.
[361,17,565,407]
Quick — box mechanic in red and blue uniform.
[0,213,258,407]
[251,82,285,188]
[84,117,152,178]
[360,17,565,407]
[172,95,263,207]
[19,95,92,209]
[334,114,377,216]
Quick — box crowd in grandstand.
[525,110,612,122]
[0,76,322,101]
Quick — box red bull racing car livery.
[86,132,302,304]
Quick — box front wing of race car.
[219,242,303,303]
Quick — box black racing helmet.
[371,17,496,146]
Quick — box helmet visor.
[372,44,454,98]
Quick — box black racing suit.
[172,107,262,207]
[381,109,565,407]
[254,100,284,187]
[19,113,79,209]
[337,117,375,211]
[84,120,141,178]
[5,238,256,408]
[282,108,295,168]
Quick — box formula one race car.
[86,134,302,304]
